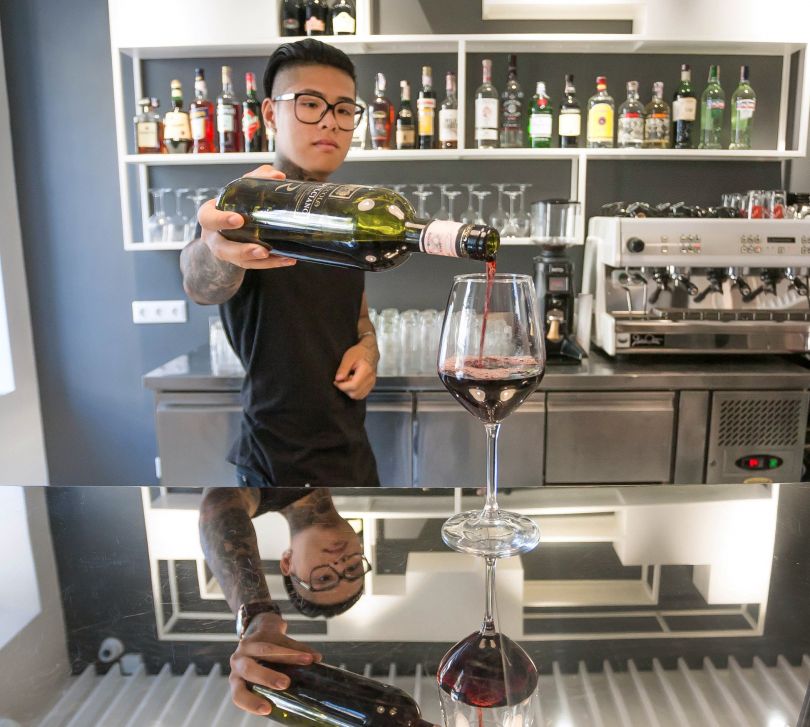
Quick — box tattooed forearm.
[199,489,269,613]
[180,238,245,305]
[282,488,340,534]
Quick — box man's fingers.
[207,237,297,269]
[333,354,357,383]
[243,164,286,180]
[230,676,273,716]
[232,655,292,690]
[238,640,318,664]
[199,198,245,231]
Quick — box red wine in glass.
[478,258,498,363]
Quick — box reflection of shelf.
[524,579,657,607]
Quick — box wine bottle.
[280,0,304,36]
[698,64,725,150]
[475,59,499,149]
[417,66,436,150]
[730,65,756,150]
[242,72,265,152]
[672,63,697,149]
[499,54,524,148]
[395,81,416,150]
[304,0,328,36]
[558,74,581,148]
[216,177,499,271]
[329,0,356,35]
[438,71,458,149]
[251,661,440,727]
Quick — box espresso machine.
[583,216,810,355]
[532,199,587,363]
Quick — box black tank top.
[221,261,379,486]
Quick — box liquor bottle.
[698,65,725,150]
[242,72,265,152]
[190,68,215,153]
[163,80,192,154]
[417,66,436,150]
[329,0,356,35]
[370,73,394,150]
[558,74,581,148]
[251,661,441,726]
[395,81,416,150]
[617,80,644,149]
[352,95,368,149]
[672,63,697,149]
[475,59,499,149]
[730,65,756,150]
[216,177,500,271]
[217,66,243,152]
[499,54,525,148]
[643,81,671,149]
[438,71,458,149]
[586,76,614,148]
[527,82,552,148]
[280,0,304,36]
[304,0,328,35]
[133,97,163,154]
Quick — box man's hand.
[200,164,298,271]
[229,612,322,716]
[333,339,378,400]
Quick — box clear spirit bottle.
[617,80,644,149]
[475,59,499,149]
[499,54,525,148]
[587,76,614,148]
[730,65,756,150]
[698,65,725,150]
[643,81,671,149]
[528,81,552,149]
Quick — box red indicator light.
[749,458,760,468]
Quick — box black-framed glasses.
[289,553,372,592]
[273,92,366,131]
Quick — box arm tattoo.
[180,238,245,305]
[199,488,269,613]
[281,488,340,535]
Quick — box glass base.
[441,508,541,558]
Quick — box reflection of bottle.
[698,65,724,150]
[216,178,500,271]
[730,65,756,150]
[499,54,524,148]
[134,97,163,154]
[251,661,440,726]
[190,69,215,153]
[558,74,581,148]
[475,59,499,149]
[672,63,697,149]
[417,66,436,150]
[396,81,415,150]
[370,73,394,150]
[617,80,644,149]
[163,80,192,154]
[242,72,265,152]
[438,71,458,149]
[528,82,552,149]
[643,81,671,149]
[587,76,614,148]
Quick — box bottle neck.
[195,81,207,100]
[482,63,492,84]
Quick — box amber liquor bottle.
[133,97,163,154]
[370,72,394,150]
[217,65,242,153]
[163,80,192,154]
[190,68,215,153]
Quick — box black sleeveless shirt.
[220,261,379,486]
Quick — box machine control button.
[754,245,761,253]
[661,247,669,254]
[626,237,645,253]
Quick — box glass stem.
[482,556,497,633]
[483,422,501,516]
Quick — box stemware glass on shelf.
[146,188,171,243]
[413,184,433,218]
[460,184,479,224]
[438,274,545,558]
[435,184,451,220]
[515,183,532,236]
[501,189,522,237]
[165,187,191,241]
[185,187,215,241]
[472,190,491,225]
[444,189,462,222]
[489,183,509,233]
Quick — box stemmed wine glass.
[472,190,491,225]
[490,184,509,233]
[435,185,451,220]
[445,189,462,222]
[413,184,433,218]
[515,183,532,237]
[146,188,170,243]
[437,557,540,726]
[185,187,215,241]
[501,190,522,237]
[460,184,479,224]
[166,187,191,241]
[438,274,545,558]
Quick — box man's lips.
[313,139,339,149]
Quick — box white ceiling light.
[482,0,645,22]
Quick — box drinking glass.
[438,274,545,558]
[515,183,532,236]
[460,184,479,224]
[501,190,521,237]
[435,185,451,220]
[472,190,491,225]
[400,309,421,375]
[165,187,191,241]
[489,184,509,232]
[413,184,433,218]
[766,190,787,219]
[437,557,540,727]
[146,188,170,242]
[747,189,768,219]
[418,309,440,374]
[445,190,462,222]
[377,308,401,376]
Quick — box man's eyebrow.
[296,88,355,103]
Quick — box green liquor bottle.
[216,178,499,271]
[528,81,553,148]
[730,65,756,150]
[698,65,725,149]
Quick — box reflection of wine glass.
[166,187,191,241]
[515,183,532,236]
[146,188,170,242]
[445,190,462,222]
[437,557,540,726]
[490,184,509,232]
[501,190,521,237]
[438,274,544,558]
[472,190,491,225]
[460,184,478,224]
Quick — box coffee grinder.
[532,199,586,363]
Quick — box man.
[181,39,379,486]
[199,486,370,716]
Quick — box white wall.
[0,16,48,485]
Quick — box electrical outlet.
[132,300,187,324]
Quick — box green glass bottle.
[528,81,553,148]
[216,178,499,271]
[730,65,756,150]
[698,65,725,149]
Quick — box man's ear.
[262,98,277,132]
[280,548,292,575]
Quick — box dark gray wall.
[0,0,790,484]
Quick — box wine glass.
[460,184,478,224]
[501,190,521,237]
[445,189,462,222]
[185,187,215,241]
[489,184,509,232]
[146,188,170,243]
[437,557,540,726]
[165,187,190,241]
[413,184,433,218]
[472,190,491,225]
[435,185,451,220]
[438,274,544,558]
[515,183,532,237]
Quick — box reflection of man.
[199,487,370,716]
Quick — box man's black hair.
[263,38,357,99]
[282,573,363,618]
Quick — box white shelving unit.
[108,1,810,252]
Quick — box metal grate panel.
[717,397,803,448]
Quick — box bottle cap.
[536,81,546,94]
[376,72,386,92]
[740,64,750,81]
[653,81,664,97]
[596,76,607,89]
[627,80,638,92]
[195,68,205,79]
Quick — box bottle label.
[243,108,260,142]
[417,97,436,137]
[190,109,210,140]
[438,108,458,142]
[502,99,522,130]
[396,126,415,147]
[706,98,726,110]
[559,110,581,137]
[136,121,159,149]
[736,98,756,119]
[529,114,552,138]
[644,113,670,142]
[587,102,613,142]
[475,98,498,139]
[419,220,463,258]
[617,114,643,145]
[164,111,191,140]
[673,97,697,121]
[305,15,326,33]
[282,17,301,32]
[371,110,389,141]
[331,10,355,33]
[270,181,368,216]
[218,105,236,132]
